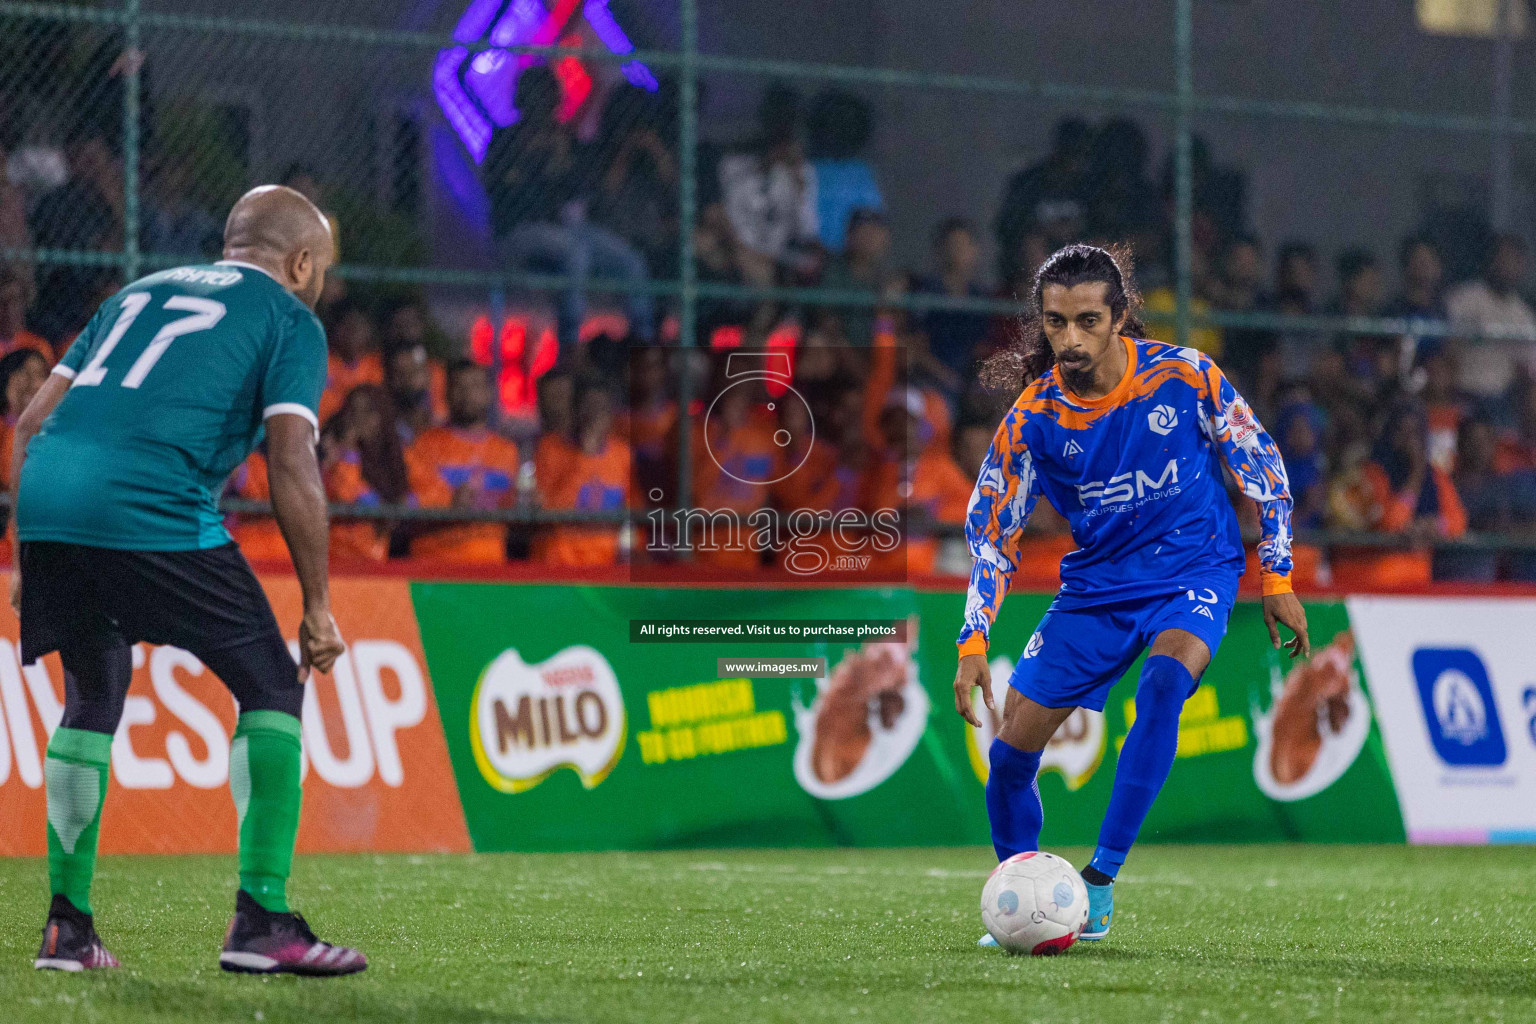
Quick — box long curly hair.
[981,243,1146,391]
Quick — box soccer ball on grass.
[980,851,1090,955]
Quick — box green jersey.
[18,261,326,551]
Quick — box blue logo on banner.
[1412,649,1506,766]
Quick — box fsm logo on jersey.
[1411,649,1506,766]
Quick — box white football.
[980,851,1090,955]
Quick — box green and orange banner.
[0,573,470,856]
[8,573,1534,855]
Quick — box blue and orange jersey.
[535,438,632,567]
[958,336,1293,656]
[323,449,434,562]
[621,399,680,463]
[407,425,520,563]
[533,431,579,499]
[691,418,780,514]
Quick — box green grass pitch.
[0,846,1532,1023]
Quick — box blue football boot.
[1079,881,1113,941]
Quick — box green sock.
[45,728,113,917]
[229,710,303,914]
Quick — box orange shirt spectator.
[381,298,450,421]
[320,351,384,423]
[690,374,779,570]
[1420,352,1469,472]
[1329,408,1467,588]
[227,452,290,563]
[408,427,521,563]
[623,399,679,465]
[766,384,864,572]
[384,341,445,444]
[623,348,677,459]
[769,373,841,512]
[320,384,437,562]
[772,434,847,514]
[534,431,579,501]
[408,362,520,564]
[1014,511,1079,588]
[324,454,390,561]
[319,300,384,422]
[863,347,962,575]
[624,349,680,505]
[905,446,973,575]
[864,389,921,575]
[533,368,577,499]
[537,386,631,566]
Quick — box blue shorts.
[1007,578,1239,712]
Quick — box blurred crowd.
[4,55,1536,583]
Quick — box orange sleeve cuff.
[957,632,989,659]
[1260,572,1293,596]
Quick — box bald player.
[10,185,366,975]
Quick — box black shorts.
[19,540,285,666]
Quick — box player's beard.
[1058,362,1096,395]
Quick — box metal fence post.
[1173,0,1193,350]
[1490,0,1514,231]
[123,0,141,282]
[675,0,698,517]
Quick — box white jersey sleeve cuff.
[51,364,77,380]
[263,402,320,441]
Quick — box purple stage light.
[490,0,545,46]
[433,45,493,162]
[435,0,660,161]
[621,59,658,92]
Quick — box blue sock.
[986,738,1043,861]
[1090,655,1195,879]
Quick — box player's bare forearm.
[1262,591,1310,659]
[265,414,331,616]
[267,414,345,679]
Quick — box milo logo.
[469,645,626,793]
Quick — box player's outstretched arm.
[1195,356,1310,658]
[7,373,72,614]
[954,407,1037,722]
[266,413,344,680]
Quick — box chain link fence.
[3,0,1536,581]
